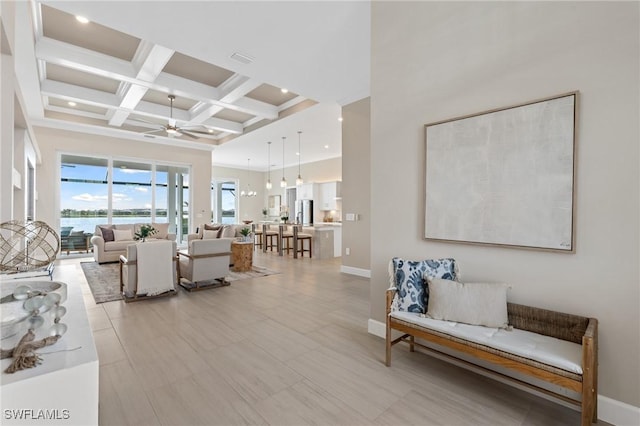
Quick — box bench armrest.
[583,318,598,340]
[386,288,397,316]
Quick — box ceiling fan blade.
[178,130,199,139]
[142,129,165,134]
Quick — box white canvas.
[425,93,576,251]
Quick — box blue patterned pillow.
[391,257,459,313]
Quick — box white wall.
[33,127,213,233]
[371,1,639,407]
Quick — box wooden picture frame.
[424,92,578,252]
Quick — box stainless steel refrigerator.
[295,199,313,225]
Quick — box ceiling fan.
[132,95,212,140]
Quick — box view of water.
[61,215,235,234]
[61,216,169,233]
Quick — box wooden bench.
[385,288,598,426]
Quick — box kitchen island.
[314,222,341,257]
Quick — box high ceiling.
[20,1,370,170]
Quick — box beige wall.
[342,97,371,270]
[371,1,639,406]
[33,127,213,232]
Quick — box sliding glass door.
[60,154,190,243]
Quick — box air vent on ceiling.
[230,52,254,64]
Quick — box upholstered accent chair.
[177,238,231,291]
[119,240,177,302]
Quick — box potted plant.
[262,208,268,219]
[239,227,252,242]
[280,216,289,224]
[134,224,157,242]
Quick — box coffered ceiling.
[17,1,370,169]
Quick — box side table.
[231,241,253,272]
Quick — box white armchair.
[119,240,177,302]
[177,238,231,291]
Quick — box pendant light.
[241,158,257,197]
[280,136,287,188]
[266,141,272,190]
[296,131,304,185]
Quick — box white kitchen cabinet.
[296,182,316,200]
[319,181,341,210]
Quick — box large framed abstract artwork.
[424,92,578,252]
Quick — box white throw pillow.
[202,230,218,239]
[152,222,169,239]
[427,278,510,328]
[113,229,133,242]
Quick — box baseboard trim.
[368,318,386,337]
[367,318,639,425]
[340,265,371,278]
[597,395,640,426]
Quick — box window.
[212,179,238,224]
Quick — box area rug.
[80,261,279,304]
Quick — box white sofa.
[187,223,248,243]
[90,223,176,264]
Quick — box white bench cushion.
[390,311,583,375]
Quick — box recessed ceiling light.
[68,101,77,107]
[75,15,89,24]
[296,152,300,156]
[324,145,329,149]
[281,88,288,94]
[338,117,343,122]
[208,129,214,133]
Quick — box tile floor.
[51,252,597,426]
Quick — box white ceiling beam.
[31,116,216,152]
[46,104,107,121]
[198,117,243,135]
[278,95,307,112]
[109,41,175,126]
[189,74,269,124]
[232,96,278,119]
[218,74,263,103]
[188,102,224,124]
[36,37,137,81]
[41,79,121,108]
[36,37,279,120]
[41,79,243,134]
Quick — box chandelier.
[240,158,257,197]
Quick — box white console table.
[0,277,99,425]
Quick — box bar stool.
[295,226,313,258]
[264,225,279,252]
[281,225,295,254]
[253,224,263,250]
